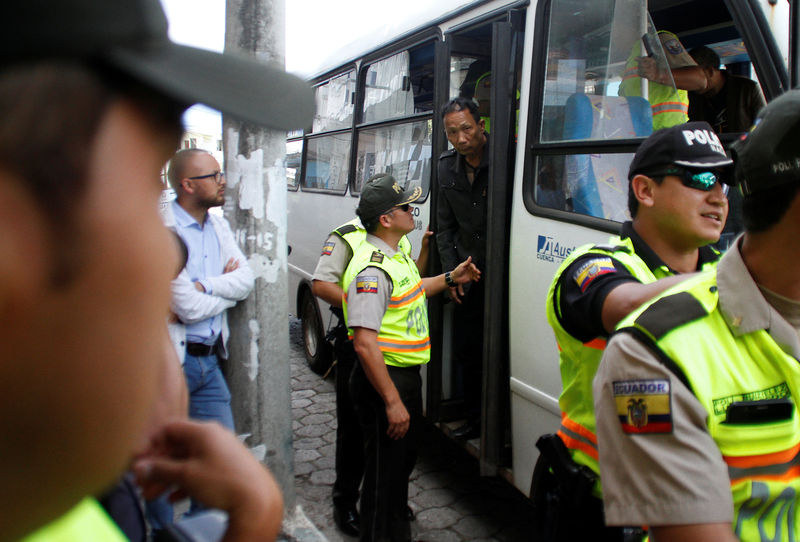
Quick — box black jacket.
[436,137,490,272]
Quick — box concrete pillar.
[222,0,295,509]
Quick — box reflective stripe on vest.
[342,241,430,367]
[557,413,599,461]
[621,272,800,540]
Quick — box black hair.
[440,96,480,124]
[358,213,380,234]
[627,171,666,218]
[689,46,721,70]
[742,182,800,233]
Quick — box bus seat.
[562,94,652,219]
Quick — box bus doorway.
[429,8,525,479]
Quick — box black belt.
[186,341,219,357]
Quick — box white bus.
[287,0,794,496]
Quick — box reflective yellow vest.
[333,219,412,288]
[546,235,717,489]
[20,498,127,542]
[342,240,430,367]
[618,33,689,131]
[619,271,800,541]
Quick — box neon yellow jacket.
[20,498,127,542]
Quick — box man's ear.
[0,172,51,317]
[631,174,657,210]
[180,177,194,194]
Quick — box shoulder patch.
[321,241,335,256]
[370,251,384,264]
[634,291,708,340]
[356,276,379,294]
[613,379,672,434]
[573,257,616,292]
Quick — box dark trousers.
[350,362,422,542]
[453,279,485,421]
[332,338,364,510]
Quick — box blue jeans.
[183,352,235,430]
[146,352,235,529]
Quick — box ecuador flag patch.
[613,379,672,434]
[321,241,335,256]
[574,258,616,292]
[356,276,379,294]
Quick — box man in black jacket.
[436,97,489,440]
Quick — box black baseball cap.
[628,121,733,180]
[0,0,314,131]
[356,174,422,222]
[731,89,800,196]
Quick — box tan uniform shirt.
[594,238,800,526]
[345,235,398,332]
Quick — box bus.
[286,0,795,496]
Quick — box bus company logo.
[537,236,573,263]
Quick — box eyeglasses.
[649,167,729,195]
[188,171,224,184]
[385,203,411,215]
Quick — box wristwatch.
[444,271,456,287]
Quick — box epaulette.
[335,224,358,237]
[369,251,384,264]
[633,291,709,340]
[591,244,629,254]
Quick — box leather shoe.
[333,505,360,537]
[451,421,480,440]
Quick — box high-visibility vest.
[21,498,128,542]
[331,219,412,289]
[618,33,690,130]
[618,271,800,541]
[546,235,717,490]
[342,240,430,367]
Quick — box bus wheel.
[300,290,332,375]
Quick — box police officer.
[619,30,707,130]
[593,90,800,541]
[437,96,489,440]
[311,175,423,537]
[344,174,479,542]
[540,121,731,539]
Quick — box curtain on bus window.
[304,134,351,192]
[313,71,356,133]
[354,119,432,196]
[363,51,414,123]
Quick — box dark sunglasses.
[649,167,729,195]
[385,203,411,214]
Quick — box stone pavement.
[287,317,536,542]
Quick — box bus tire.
[300,289,332,375]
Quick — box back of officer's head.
[731,89,800,233]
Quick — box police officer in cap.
[344,174,480,542]
[594,90,800,541]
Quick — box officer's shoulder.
[438,148,457,160]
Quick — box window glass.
[286,139,302,190]
[354,120,432,197]
[541,0,688,142]
[313,71,356,133]
[535,152,634,222]
[363,43,435,123]
[303,134,351,192]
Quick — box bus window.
[354,119,432,196]
[303,133,350,192]
[362,43,435,123]
[286,138,302,190]
[313,70,356,133]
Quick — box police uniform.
[619,31,698,130]
[547,221,719,485]
[343,234,428,542]
[594,240,800,537]
[312,218,412,529]
[436,140,489,426]
[21,498,128,542]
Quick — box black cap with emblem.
[356,173,422,222]
[731,89,800,196]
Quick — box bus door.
[429,8,526,478]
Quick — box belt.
[186,341,219,357]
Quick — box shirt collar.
[171,199,207,229]
[620,221,719,273]
[365,233,399,259]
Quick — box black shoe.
[333,505,360,537]
[451,421,480,440]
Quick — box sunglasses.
[649,167,729,195]
[385,203,411,214]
